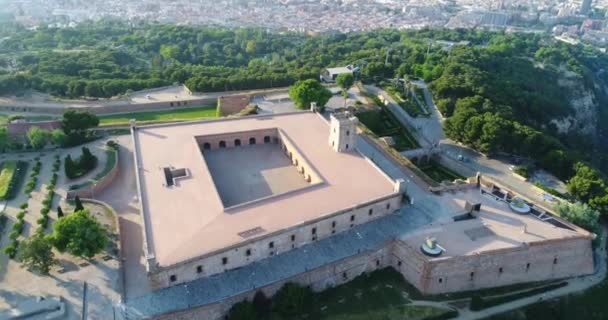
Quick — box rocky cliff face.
[550,71,598,136]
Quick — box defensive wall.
[152,246,392,320]
[148,193,402,289]
[145,224,593,319]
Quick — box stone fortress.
[126,110,595,319]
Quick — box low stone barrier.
[66,148,119,200]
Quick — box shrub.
[107,140,118,149]
[12,220,24,233]
[65,148,98,179]
[37,216,49,227]
[16,211,25,219]
[513,165,531,178]
[227,300,258,320]
[272,283,313,317]
[470,294,484,311]
[4,243,17,258]
[9,229,20,240]
[40,207,50,215]
[19,202,28,209]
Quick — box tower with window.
[328,112,358,152]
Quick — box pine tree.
[74,196,84,212]
[57,206,64,218]
[64,154,74,178]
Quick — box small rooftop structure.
[217,95,251,116]
[320,65,359,82]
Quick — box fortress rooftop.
[401,187,594,258]
[131,111,398,268]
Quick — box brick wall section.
[0,98,217,116]
[143,232,593,319]
[393,236,594,295]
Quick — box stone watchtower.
[329,112,358,152]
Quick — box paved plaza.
[204,143,310,207]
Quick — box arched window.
[346,144,349,150]
[264,136,271,144]
[249,137,256,145]
[203,142,211,150]
[219,141,226,148]
[346,130,350,136]
[234,139,241,147]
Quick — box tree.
[252,291,271,317]
[50,129,67,146]
[335,73,355,108]
[567,163,606,203]
[64,154,76,178]
[26,126,50,150]
[74,195,84,212]
[288,79,332,110]
[84,82,103,97]
[49,209,108,259]
[227,300,258,320]
[61,110,99,137]
[0,127,8,152]
[18,233,58,274]
[272,283,313,317]
[57,206,64,218]
[554,201,600,235]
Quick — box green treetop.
[288,79,332,110]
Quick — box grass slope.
[99,106,217,126]
[0,161,17,198]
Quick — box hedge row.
[24,159,42,195]
[4,208,27,258]
[35,155,61,234]
[0,161,29,200]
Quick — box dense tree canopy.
[18,233,58,274]
[49,209,108,259]
[26,126,50,150]
[288,79,332,110]
[2,22,608,203]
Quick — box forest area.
[1,21,608,215]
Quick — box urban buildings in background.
[2,0,608,47]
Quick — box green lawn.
[358,109,419,151]
[419,161,465,183]
[98,106,217,126]
[0,113,57,125]
[309,268,456,320]
[0,161,17,199]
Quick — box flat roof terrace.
[401,188,592,258]
[203,143,311,208]
[132,111,398,267]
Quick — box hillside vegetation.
[2,23,608,213]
